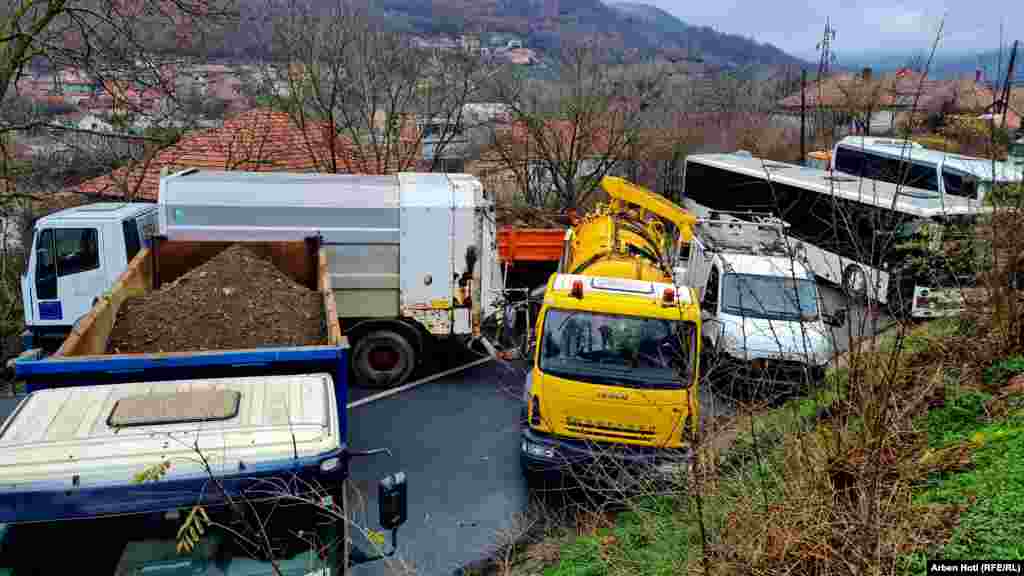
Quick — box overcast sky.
[646,0,1023,60]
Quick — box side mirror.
[379,472,407,530]
[824,309,847,327]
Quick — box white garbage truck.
[19,169,502,388]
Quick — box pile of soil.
[107,244,323,354]
[495,205,571,229]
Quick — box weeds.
[902,389,1024,571]
[982,355,1024,387]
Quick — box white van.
[831,135,1023,203]
[676,206,842,389]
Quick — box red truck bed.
[497,227,566,264]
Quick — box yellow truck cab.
[520,177,702,481]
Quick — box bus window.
[907,162,939,191]
[942,168,978,199]
[834,146,864,175]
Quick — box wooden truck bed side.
[15,242,347,392]
[56,242,343,358]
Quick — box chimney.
[862,67,873,81]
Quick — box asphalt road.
[346,360,529,576]
[820,283,894,356]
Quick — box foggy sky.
[646,0,1023,60]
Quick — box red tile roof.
[778,73,999,114]
[71,108,418,200]
[495,118,618,159]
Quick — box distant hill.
[217,0,808,69]
[608,2,688,36]
[372,0,805,68]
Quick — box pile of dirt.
[495,206,571,229]
[107,244,323,354]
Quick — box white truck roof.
[34,202,155,226]
[692,216,813,279]
[0,374,340,490]
[158,169,489,243]
[715,252,814,279]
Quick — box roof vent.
[108,389,241,427]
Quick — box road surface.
[347,360,528,576]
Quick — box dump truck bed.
[14,242,347,392]
[497,227,566,264]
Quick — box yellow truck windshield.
[538,309,696,389]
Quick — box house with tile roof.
[69,108,419,201]
[778,69,1010,136]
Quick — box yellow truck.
[520,176,702,482]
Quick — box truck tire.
[351,329,416,389]
[842,264,868,303]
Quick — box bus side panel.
[684,160,898,301]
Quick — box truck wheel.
[842,264,868,303]
[352,330,416,389]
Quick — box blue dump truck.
[2,192,410,573]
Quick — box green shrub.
[983,356,1024,387]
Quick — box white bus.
[682,151,988,318]
[830,135,1023,203]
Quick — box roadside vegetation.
[481,29,1024,574]
[488,308,1024,576]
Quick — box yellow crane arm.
[600,176,696,243]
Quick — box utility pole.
[816,18,836,79]
[999,40,1018,133]
[800,69,807,164]
[816,18,837,138]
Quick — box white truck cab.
[21,202,157,350]
[676,209,841,389]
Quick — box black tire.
[351,329,416,389]
[842,264,868,302]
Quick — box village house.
[777,68,1009,138]
[68,108,420,201]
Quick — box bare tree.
[489,40,672,211]
[262,0,495,174]
[835,72,889,138]
[1,0,236,121]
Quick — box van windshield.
[539,309,696,389]
[721,274,819,321]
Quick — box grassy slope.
[901,364,1024,570]
[535,323,1024,576]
